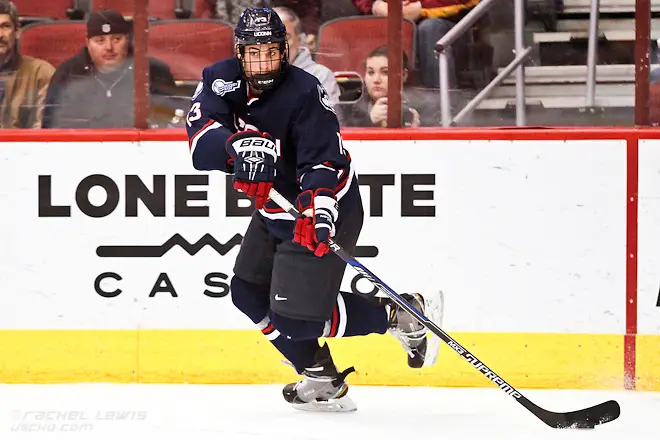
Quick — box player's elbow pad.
[301,167,339,193]
[191,146,232,172]
[191,148,214,171]
[190,130,233,172]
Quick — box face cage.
[237,40,289,91]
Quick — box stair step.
[561,0,660,13]
[534,29,660,43]
[476,94,634,109]
[498,64,660,84]
[492,82,633,97]
[552,18,660,32]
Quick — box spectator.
[340,45,420,127]
[321,0,360,26]
[352,0,479,89]
[273,6,340,106]
[42,10,177,128]
[0,0,54,128]
[272,0,322,47]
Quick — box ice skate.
[384,291,444,368]
[282,343,357,412]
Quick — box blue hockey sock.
[322,291,389,338]
[231,277,389,373]
[231,276,319,371]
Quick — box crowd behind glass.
[0,0,652,129]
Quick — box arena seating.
[19,21,86,68]
[148,19,234,83]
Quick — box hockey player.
[186,7,442,412]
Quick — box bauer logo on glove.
[231,135,280,157]
[225,130,279,209]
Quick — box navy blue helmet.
[234,8,289,91]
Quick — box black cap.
[87,9,131,38]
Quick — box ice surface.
[0,384,657,440]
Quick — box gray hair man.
[273,6,341,106]
[0,0,55,128]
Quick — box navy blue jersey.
[186,58,359,241]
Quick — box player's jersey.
[185,58,359,241]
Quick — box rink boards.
[0,129,658,391]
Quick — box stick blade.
[541,400,620,429]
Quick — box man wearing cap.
[0,0,55,128]
[42,9,177,128]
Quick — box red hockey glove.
[293,189,338,257]
[225,130,278,209]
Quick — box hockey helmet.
[234,8,289,91]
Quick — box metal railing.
[434,0,532,127]
[434,0,605,124]
[586,0,600,107]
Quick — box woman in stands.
[340,45,420,127]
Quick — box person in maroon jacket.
[352,0,479,89]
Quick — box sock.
[231,276,319,372]
[231,277,390,373]
[322,291,389,338]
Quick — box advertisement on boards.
[0,139,627,334]
[638,140,660,335]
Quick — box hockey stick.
[268,188,620,429]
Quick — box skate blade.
[423,290,444,367]
[291,395,357,413]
